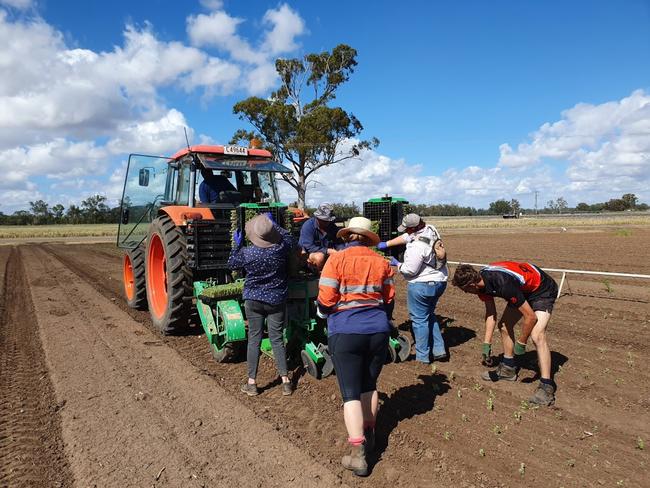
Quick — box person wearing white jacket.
[383,214,448,363]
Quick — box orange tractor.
[117,144,410,375]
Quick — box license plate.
[224,145,248,156]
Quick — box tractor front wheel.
[145,215,192,334]
[123,245,147,310]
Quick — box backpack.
[415,226,447,270]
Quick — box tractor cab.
[117,145,292,251]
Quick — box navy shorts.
[526,271,558,313]
[329,332,389,402]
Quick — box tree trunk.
[297,173,306,210]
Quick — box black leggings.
[329,332,389,402]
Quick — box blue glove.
[262,211,275,224]
[377,241,388,250]
[233,229,243,248]
[389,256,401,267]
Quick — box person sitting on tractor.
[317,216,396,477]
[227,213,295,397]
[298,203,342,271]
[451,262,559,406]
[199,168,238,203]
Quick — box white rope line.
[446,261,650,279]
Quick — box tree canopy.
[231,44,378,209]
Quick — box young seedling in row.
[566,459,575,467]
[449,371,456,381]
[487,397,494,411]
[443,431,452,441]
[518,463,526,477]
[627,352,635,368]
[637,437,645,450]
[457,389,462,399]
[492,425,502,435]
[479,448,485,457]
[520,400,530,411]
[513,411,522,422]
[473,382,483,392]
[603,279,613,294]
[431,364,437,374]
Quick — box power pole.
[534,190,539,215]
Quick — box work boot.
[281,381,293,396]
[481,363,517,382]
[529,382,555,406]
[363,428,375,452]
[240,382,258,396]
[342,444,368,477]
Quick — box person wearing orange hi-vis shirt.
[317,216,396,477]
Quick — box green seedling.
[479,448,485,457]
[603,279,613,293]
[492,425,502,435]
[591,444,599,453]
[449,371,456,381]
[566,459,575,467]
[518,463,526,477]
[457,389,462,399]
[487,397,494,411]
[627,352,635,368]
[520,400,530,411]
[513,411,522,422]
[431,364,437,374]
[443,431,451,441]
[616,480,624,486]
[473,383,483,392]
[637,437,645,450]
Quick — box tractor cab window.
[257,172,278,203]
[197,169,240,204]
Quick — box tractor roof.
[171,145,272,160]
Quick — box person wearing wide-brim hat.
[298,202,344,271]
[227,213,295,397]
[317,216,396,476]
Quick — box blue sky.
[0,0,649,212]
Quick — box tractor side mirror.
[138,168,150,186]
[121,207,130,224]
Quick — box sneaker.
[529,383,555,406]
[240,382,258,396]
[364,429,375,452]
[342,444,368,477]
[481,363,518,382]
[281,381,293,396]
[432,353,448,362]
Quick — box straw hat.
[245,214,281,248]
[336,216,380,246]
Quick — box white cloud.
[497,89,650,200]
[0,4,307,211]
[262,4,306,55]
[0,0,33,10]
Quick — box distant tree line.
[0,193,647,225]
[0,195,121,225]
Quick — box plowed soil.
[1,226,649,487]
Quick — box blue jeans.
[407,281,447,362]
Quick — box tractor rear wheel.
[145,214,192,334]
[123,245,147,309]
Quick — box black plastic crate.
[363,196,408,257]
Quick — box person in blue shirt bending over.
[298,203,343,271]
[199,169,237,203]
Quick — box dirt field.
[1,227,649,487]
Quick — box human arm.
[382,264,396,314]
[378,235,409,250]
[298,219,327,254]
[515,301,538,354]
[227,244,247,270]
[396,241,427,278]
[482,297,497,365]
[316,257,340,315]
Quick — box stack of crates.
[362,196,409,257]
[236,203,291,239]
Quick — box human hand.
[388,256,401,267]
[233,229,243,248]
[514,340,527,356]
[262,211,274,224]
[377,241,388,251]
